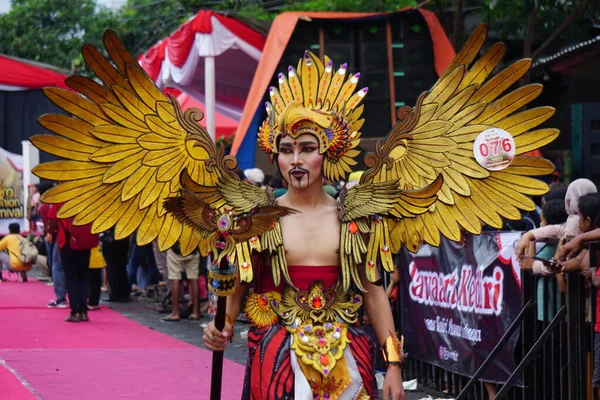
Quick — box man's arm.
[562,249,587,272]
[360,266,405,400]
[558,228,600,259]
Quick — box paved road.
[107,289,432,400]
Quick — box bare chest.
[279,208,340,266]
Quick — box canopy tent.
[0,55,69,233]
[138,10,266,139]
[229,9,456,169]
[0,55,68,160]
[0,54,70,91]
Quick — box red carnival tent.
[138,10,266,139]
[0,54,69,91]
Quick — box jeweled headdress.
[257,51,367,182]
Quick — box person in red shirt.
[39,202,67,308]
[59,217,98,322]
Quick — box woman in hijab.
[516,178,597,274]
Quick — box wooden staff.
[210,257,229,400]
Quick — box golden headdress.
[257,52,367,182]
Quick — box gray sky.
[0,0,10,14]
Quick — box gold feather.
[469,59,532,104]
[103,30,140,76]
[514,129,560,154]
[473,84,543,125]
[66,75,119,105]
[126,65,166,110]
[115,202,148,239]
[91,125,141,144]
[136,203,162,245]
[32,161,107,181]
[38,114,105,147]
[277,73,294,106]
[439,24,487,81]
[316,57,333,108]
[41,176,104,204]
[287,66,303,103]
[495,106,555,136]
[30,135,96,161]
[301,51,319,108]
[324,63,348,109]
[112,85,154,121]
[73,185,122,225]
[44,88,109,126]
[101,103,149,132]
[505,156,555,176]
[460,42,505,89]
[59,183,119,219]
[81,43,130,90]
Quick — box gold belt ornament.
[246,281,363,382]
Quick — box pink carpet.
[0,277,245,399]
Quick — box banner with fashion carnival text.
[398,232,522,384]
[0,147,24,234]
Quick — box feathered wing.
[31,30,234,256]
[339,24,557,288]
[165,174,296,283]
[338,177,442,290]
[359,24,556,253]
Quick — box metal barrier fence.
[395,244,600,400]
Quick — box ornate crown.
[257,51,367,182]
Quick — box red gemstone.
[320,354,330,366]
[259,296,268,306]
[312,296,323,309]
[348,221,358,234]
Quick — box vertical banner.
[398,232,522,384]
[0,147,24,234]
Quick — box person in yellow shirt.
[88,245,106,311]
[0,223,31,282]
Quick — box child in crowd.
[517,178,597,273]
[520,199,569,273]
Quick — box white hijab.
[565,178,597,216]
[564,178,597,236]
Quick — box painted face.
[277,133,323,190]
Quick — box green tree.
[434,0,599,60]
[0,0,118,71]
[115,0,190,58]
[286,0,417,12]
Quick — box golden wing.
[362,24,557,253]
[164,184,296,282]
[180,167,274,213]
[338,177,442,290]
[30,30,222,256]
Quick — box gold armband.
[381,331,404,368]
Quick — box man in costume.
[31,24,557,400]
